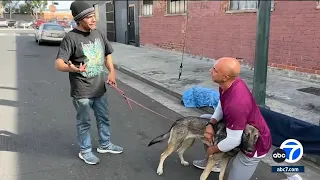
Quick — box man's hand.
[105,54,117,87]
[204,118,218,142]
[107,72,117,87]
[68,61,86,73]
[207,145,219,156]
[204,125,214,142]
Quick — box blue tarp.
[259,107,320,156]
[181,86,220,109]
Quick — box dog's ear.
[248,125,260,144]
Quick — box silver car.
[35,23,66,45]
[0,18,8,27]
[15,21,32,28]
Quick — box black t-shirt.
[56,28,114,99]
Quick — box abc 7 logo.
[272,148,286,163]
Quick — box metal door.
[128,5,135,44]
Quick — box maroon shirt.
[219,77,272,157]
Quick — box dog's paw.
[181,160,189,166]
[156,168,163,175]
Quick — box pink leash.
[107,83,172,121]
[107,82,214,137]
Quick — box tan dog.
[148,116,259,180]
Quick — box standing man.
[193,57,272,180]
[55,1,123,165]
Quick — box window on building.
[141,0,153,16]
[167,0,187,14]
[229,0,274,12]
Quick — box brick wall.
[139,1,320,74]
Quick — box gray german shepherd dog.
[148,116,259,180]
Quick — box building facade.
[139,0,320,75]
[85,0,140,45]
[42,9,73,21]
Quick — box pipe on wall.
[126,0,129,45]
[125,31,127,45]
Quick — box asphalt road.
[0,30,287,180]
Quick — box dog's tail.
[148,119,181,147]
[148,131,170,147]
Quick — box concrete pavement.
[110,42,320,179]
[111,43,320,126]
[0,28,290,180]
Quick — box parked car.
[32,19,46,29]
[7,19,16,27]
[0,18,8,28]
[35,23,66,45]
[70,20,77,28]
[57,20,68,28]
[14,21,32,28]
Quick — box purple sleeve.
[224,104,249,130]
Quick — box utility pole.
[252,0,272,107]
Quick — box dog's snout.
[246,148,253,152]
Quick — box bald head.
[215,57,241,79]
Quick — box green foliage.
[1,1,48,14]
[24,0,48,13]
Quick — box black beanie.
[70,1,95,22]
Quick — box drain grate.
[297,87,320,96]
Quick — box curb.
[114,64,215,114]
[114,64,182,99]
[114,63,320,168]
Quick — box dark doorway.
[106,1,116,42]
[128,5,135,45]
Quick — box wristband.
[206,121,215,127]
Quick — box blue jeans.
[72,95,111,153]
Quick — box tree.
[1,0,47,19]
[24,0,48,19]
[1,0,20,19]
[17,3,31,14]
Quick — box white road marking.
[0,33,35,37]
[0,28,34,31]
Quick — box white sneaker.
[287,174,303,180]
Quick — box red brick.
[287,66,297,70]
[303,30,316,35]
[277,64,288,69]
[296,67,316,74]
[139,1,320,75]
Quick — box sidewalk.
[111,42,320,179]
[111,42,320,126]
